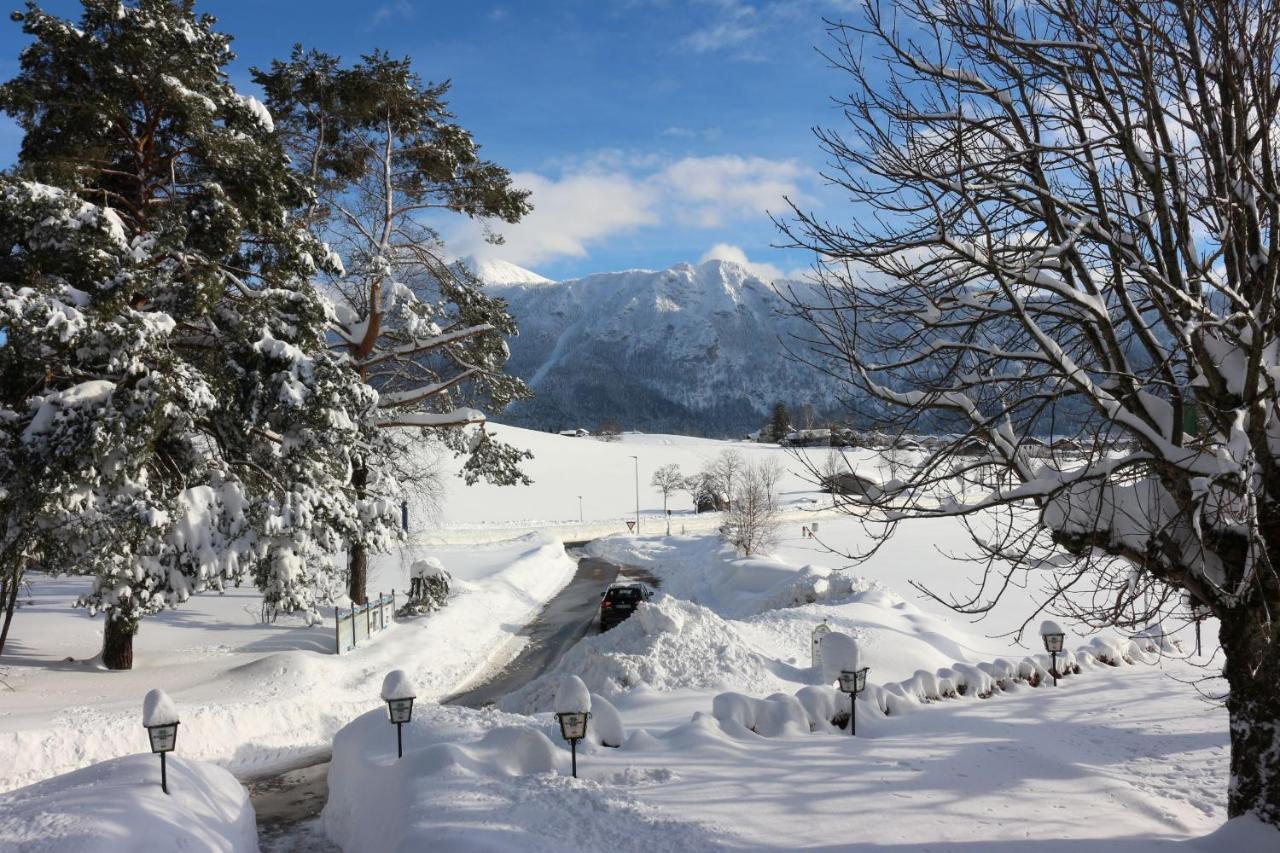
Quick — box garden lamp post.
[1182,593,1211,656]
[837,667,869,736]
[142,689,179,795]
[382,670,416,759]
[1040,621,1066,686]
[555,711,590,778]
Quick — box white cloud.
[699,243,809,282]
[452,154,815,268]
[658,155,807,226]
[683,0,761,54]
[679,0,859,57]
[368,1,413,29]
[451,170,659,267]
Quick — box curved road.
[443,552,657,708]
[247,545,650,848]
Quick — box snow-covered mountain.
[459,256,554,287]
[484,259,844,436]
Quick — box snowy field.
[0,425,1249,850]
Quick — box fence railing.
[335,591,395,655]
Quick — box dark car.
[599,583,651,631]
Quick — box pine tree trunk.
[102,612,135,671]
[1219,603,1280,826]
[348,459,369,605]
[0,568,20,657]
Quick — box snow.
[0,426,1247,848]
[22,379,115,441]
[0,533,576,791]
[589,693,625,748]
[554,674,592,713]
[815,629,860,683]
[1040,619,1066,636]
[0,754,256,852]
[237,93,274,133]
[142,688,179,727]
[381,669,416,702]
[460,255,554,287]
[496,259,838,434]
[410,557,446,578]
[320,645,1228,851]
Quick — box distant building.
[558,428,590,437]
[825,471,883,500]
[781,428,833,447]
[955,437,988,455]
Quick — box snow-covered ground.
[319,528,1235,851]
[0,425,1245,849]
[0,533,575,792]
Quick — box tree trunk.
[1219,604,1280,826]
[102,612,135,671]
[0,568,20,657]
[347,459,369,605]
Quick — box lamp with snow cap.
[555,711,590,777]
[1040,621,1066,686]
[142,689,179,795]
[837,667,869,736]
[382,670,416,759]
[555,675,592,778]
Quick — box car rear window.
[606,588,642,602]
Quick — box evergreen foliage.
[253,47,534,602]
[765,402,791,443]
[0,1,399,666]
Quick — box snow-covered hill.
[483,259,842,436]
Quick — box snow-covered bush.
[711,691,810,737]
[400,558,452,616]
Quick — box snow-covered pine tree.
[0,0,399,668]
[255,48,534,604]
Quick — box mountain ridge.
[482,258,842,436]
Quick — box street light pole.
[629,455,640,534]
[578,495,583,523]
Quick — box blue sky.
[0,1,858,280]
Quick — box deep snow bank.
[0,754,256,852]
[497,595,775,714]
[586,534,873,619]
[322,703,725,852]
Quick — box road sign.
[626,520,636,532]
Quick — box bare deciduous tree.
[783,0,1280,824]
[723,461,782,556]
[707,450,745,511]
[650,464,684,515]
